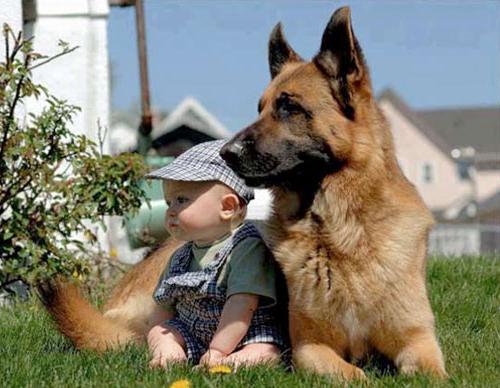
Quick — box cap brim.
[146,163,218,182]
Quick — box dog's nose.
[220,141,243,166]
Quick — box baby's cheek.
[176,211,191,226]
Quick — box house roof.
[152,97,230,141]
[432,190,500,223]
[378,88,500,168]
[480,190,500,217]
[110,110,140,129]
[378,89,454,161]
[418,106,500,159]
[110,109,169,154]
[111,109,169,130]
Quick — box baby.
[146,140,288,368]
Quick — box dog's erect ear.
[268,23,302,79]
[314,7,369,119]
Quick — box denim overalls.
[153,222,288,363]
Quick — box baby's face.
[163,180,233,245]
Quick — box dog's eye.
[257,99,263,114]
[276,93,302,118]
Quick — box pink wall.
[380,101,471,210]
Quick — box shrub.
[0,24,148,295]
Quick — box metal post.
[135,0,153,155]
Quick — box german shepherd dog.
[39,6,446,381]
[219,6,447,380]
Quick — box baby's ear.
[220,193,240,221]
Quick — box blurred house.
[110,108,166,155]
[153,97,230,156]
[111,97,230,156]
[379,89,500,226]
[380,89,500,255]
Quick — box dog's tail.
[37,280,140,351]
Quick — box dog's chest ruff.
[272,223,373,355]
[275,229,353,304]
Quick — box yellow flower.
[208,365,232,374]
[109,247,118,258]
[169,379,191,388]
[72,270,85,281]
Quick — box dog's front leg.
[393,329,448,378]
[290,311,366,381]
[293,342,366,381]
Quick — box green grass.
[1,257,498,387]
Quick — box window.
[421,162,435,184]
[457,159,471,181]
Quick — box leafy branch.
[0,25,148,295]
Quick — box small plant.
[0,24,148,296]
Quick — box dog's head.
[221,7,378,189]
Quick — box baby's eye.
[177,196,189,204]
[165,200,171,207]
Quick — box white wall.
[0,0,22,30]
[477,170,500,202]
[380,101,470,210]
[0,1,23,58]
[29,0,113,252]
[29,0,110,151]
[1,1,24,121]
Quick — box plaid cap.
[146,140,254,203]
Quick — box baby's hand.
[199,348,227,367]
[147,323,187,368]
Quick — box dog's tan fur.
[38,238,181,351]
[39,6,446,381]
[219,6,447,380]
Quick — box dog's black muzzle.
[221,132,288,187]
[219,140,243,171]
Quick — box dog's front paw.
[293,343,367,381]
[341,364,367,381]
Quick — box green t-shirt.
[158,225,277,312]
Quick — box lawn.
[1,257,498,387]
